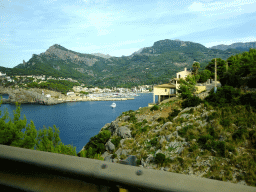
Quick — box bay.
[0,93,158,152]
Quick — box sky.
[1,0,256,68]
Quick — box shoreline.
[0,86,152,105]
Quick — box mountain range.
[2,39,255,88]
[210,41,256,51]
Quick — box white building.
[67,92,76,96]
[0,72,6,77]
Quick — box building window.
[165,89,167,92]
[178,75,181,78]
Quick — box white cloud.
[188,0,256,12]
[188,2,205,12]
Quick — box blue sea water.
[0,93,158,152]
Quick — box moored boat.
[111,103,116,108]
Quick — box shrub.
[79,150,87,157]
[248,129,256,149]
[111,137,122,148]
[84,130,111,156]
[207,112,219,122]
[112,153,117,159]
[129,113,137,123]
[181,95,202,108]
[154,153,166,167]
[136,159,141,166]
[220,119,232,128]
[142,119,148,124]
[205,85,242,107]
[168,109,181,121]
[177,157,184,166]
[150,137,158,146]
[178,125,193,137]
[214,141,226,157]
[239,92,256,110]
[120,154,126,160]
[177,117,186,124]
[208,126,217,138]
[232,127,248,141]
[189,108,194,114]
[150,105,159,111]
[188,143,199,152]
[198,134,214,149]
[157,117,166,124]
[226,144,236,154]
[140,125,149,133]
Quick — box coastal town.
[0,67,224,105]
[0,72,153,105]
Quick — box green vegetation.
[96,48,256,186]
[177,74,199,100]
[0,101,77,156]
[80,91,89,95]
[77,129,111,159]
[0,40,244,88]
[154,153,166,167]
[27,79,79,94]
[167,109,181,121]
[150,105,159,111]
[198,69,212,83]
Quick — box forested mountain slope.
[2,39,245,87]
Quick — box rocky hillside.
[79,91,256,187]
[210,42,256,52]
[0,86,66,105]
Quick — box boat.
[111,103,116,108]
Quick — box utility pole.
[214,58,217,93]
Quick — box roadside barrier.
[0,144,255,192]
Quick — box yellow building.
[153,67,206,104]
[153,83,176,103]
[170,67,192,91]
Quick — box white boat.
[111,103,116,108]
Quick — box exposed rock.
[162,122,173,129]
[194,120,207,128]
[180,107,193,114]
[105,140,115,152]
[107,120,120,134]
[165,134,173,142]
[237,180,248,186]
[176,126,182,131]
[0,87,65,105]
[122,116,130,121]
[159,136,166,145]
[117,126,131,139]
[114,148,132,158]
[104,154,114,162]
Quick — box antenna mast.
[214,58,217,93]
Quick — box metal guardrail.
[0,144,256,192]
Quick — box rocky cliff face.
[0,87,65,105]
[80,97,252,187]
[40,44,99,66]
